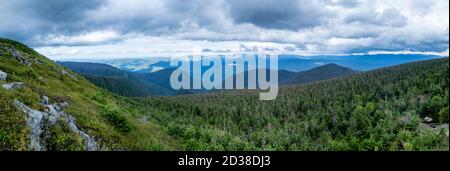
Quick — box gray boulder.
[61,70,77,80]
[2,82,24,90]
[423,117,433,123]
[0,70,7,81]
[14,96,97,151]
[14,100,46,151]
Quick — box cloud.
[344,8,408,27]
[227,0,331,30]
[34,30,124,46]
[0,0,448,58]
[0,0,104,44]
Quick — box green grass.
[1,38,179,151]
[0,38,448,151]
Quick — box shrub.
[101,107,131,133]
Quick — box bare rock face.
[0,69,7,81]
[14,96,98,151]
[2,82,24,90]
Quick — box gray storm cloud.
[0,0,448,54]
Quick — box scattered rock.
[61,70,78,80]
[38,76,46,83]
[2,82,24,90]
[423,117,433,123]
[138,115,149,123]
[421,123,449,137]
[0,45,31,66]
[14,97,98,151]
[0,69,7,81]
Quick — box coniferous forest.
[125,58,449,151]
[1,38,449,151]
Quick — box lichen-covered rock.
[61,70,78,80]
[2,82,24,90]
[59,101,69,110]
[0,69,7,81]
[0,45,31,66]
[64,114,98,151]
[138,115,149,123]
[41,96,49,106]
[14,100,46,151]
[14,97,98,151]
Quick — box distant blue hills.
[56,53,444,96]
[93,54,441,73]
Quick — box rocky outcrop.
[14,100,46,151]
[61,70,78,80]
[0,69,7,80]
[0,45,32,66]
[14,96,98,151]
[2,82,24,90]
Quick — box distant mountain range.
[59,61,358,96]
[2,38,448,151]
[280,63,358,85]
[58,62,177,96]
[74,54,440,74]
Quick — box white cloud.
[35,30,121,46]
[2,0,448,59]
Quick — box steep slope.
[0,38,178,151]
[281,63,358,85]
[1,38,448,151]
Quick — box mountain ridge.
[1,38,448,151]
[60,61,359,96]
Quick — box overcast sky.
[0,0,448,60]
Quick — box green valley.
[0,38,448,151]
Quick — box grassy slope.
[1,38,448,151]
[0,38,179,150]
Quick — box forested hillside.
[58,62,199,96]
[281,63,357,85]
[61,61,358,95]
[131,58,449,151]
[0,38,448,151]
